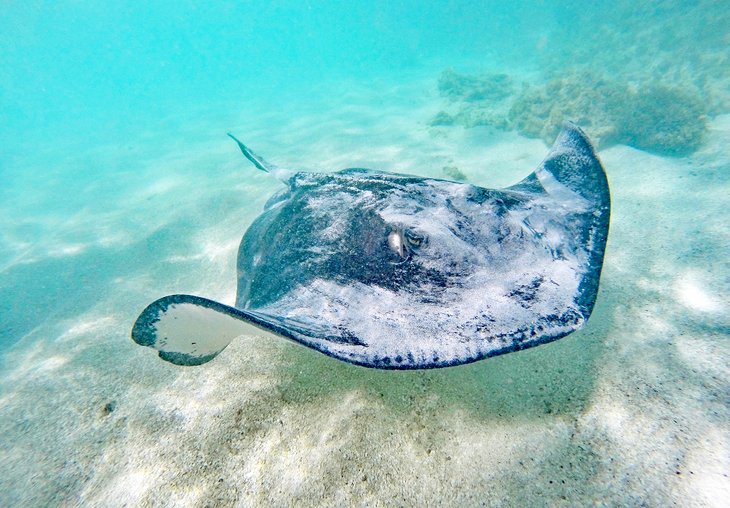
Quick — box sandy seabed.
[1,77,728,507]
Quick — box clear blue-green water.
[1,2,728,506]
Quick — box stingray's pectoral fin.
[538,122,610,209]
[509,122,610,212]
[511,122,611,319]
[131,294,265,366]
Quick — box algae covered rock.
[453,108,510,129]
[429,111,456,126]
[433,68,708,156]
[508,72,626,148]
[438,69,514,102]
[431,69,514,130]
[619,85,706,156]
[442,165,467,181]
[430,107,508,129]
[508,71,708,156]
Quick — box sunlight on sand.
[4,313,117,384]
[2,78,729,508]
[104,469,156,505]
[58,315,117,343]
[165,237,239,277]
[34,355,69,373]
[675,335,730,380]
[245,392,370,495]
[47,243,87,257]
[674,271,723,313]
[201,238,240,264]
[138,176,183,198]
[685,428,730,504]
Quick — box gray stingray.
[132,123,610,369]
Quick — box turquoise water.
[1,2,728,506]
[0,2,545,148]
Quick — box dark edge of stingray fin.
[132,294,374,368]
[132,294,267,366]
[510,122,611,320]
[547,122,610,319]
[131,294,341,367]
[528,122,611,320]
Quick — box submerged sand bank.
[1,80,728,507]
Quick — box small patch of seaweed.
[438,69,514,102]
[442,166,467,181]
[619,85,706,156]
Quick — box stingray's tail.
[227,133,294,182]
[227,133,273,172]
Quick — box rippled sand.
[1,79,728,507]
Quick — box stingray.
[132,122,610,369]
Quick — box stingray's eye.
[404,229,426,249]
[387,228,408,259]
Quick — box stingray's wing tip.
[132,294,254,366]
[539,122,611,209]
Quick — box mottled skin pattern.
[232,123,610,368]
[131,123,610,368]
